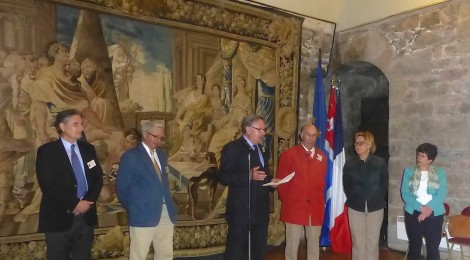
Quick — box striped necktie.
[151,150,162,180]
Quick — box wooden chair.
[447,206,470,260]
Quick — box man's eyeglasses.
[147,132,166,142]
[250,126,267,133]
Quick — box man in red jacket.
[277,123,327,260]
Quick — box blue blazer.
[116,143,177,226]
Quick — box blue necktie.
[71,144,87,199]
[254,145,265,167]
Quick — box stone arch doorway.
[329,60,390,244]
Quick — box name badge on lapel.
[316,154,323,161]
[87,160,96,169]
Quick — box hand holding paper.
[262,172,295,186]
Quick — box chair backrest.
[461,206,470,216]
[444,202,450,216]
[448,214,470,238]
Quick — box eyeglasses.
[354,141,368,146]
[250,126,267,133]
[147,132,166,142]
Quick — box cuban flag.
[328,84,352,253]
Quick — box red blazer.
[277,145,327,226]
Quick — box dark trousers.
[45,214,94,260]
[224,219,269,260]
[405,211,444,260]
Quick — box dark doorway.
[358,96,389,246]
[331,60,390,247]
[359,97,389,162]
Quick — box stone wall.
[332,0,470,254]
[298,18,335,129]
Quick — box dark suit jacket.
[36,139,103,232]
[116,143,177,226]
[219,136,273,225]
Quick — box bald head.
[300,124,320,149]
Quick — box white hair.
[141,120,164,133]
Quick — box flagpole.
[319,48,322,64]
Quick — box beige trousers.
[129,205,174,260]
[285,220,321,260]
[348,207,383,260]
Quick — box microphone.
[246,142,252,260]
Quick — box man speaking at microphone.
[219,114,279,260]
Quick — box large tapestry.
[0,0,333,258]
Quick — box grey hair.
[241,113,264,133]
[141,120,165,133]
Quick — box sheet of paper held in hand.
[262,172,295,186]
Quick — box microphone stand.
[248,149,251,260]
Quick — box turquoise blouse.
[401,167,447,216]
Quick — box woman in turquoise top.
[401,143,447,260]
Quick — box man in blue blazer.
[219,114,278,260]
[116,120,177,260]
[36,109,103,259]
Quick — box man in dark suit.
[36,109,103,259]
[219,114,279,260]
[116,120,177,260]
